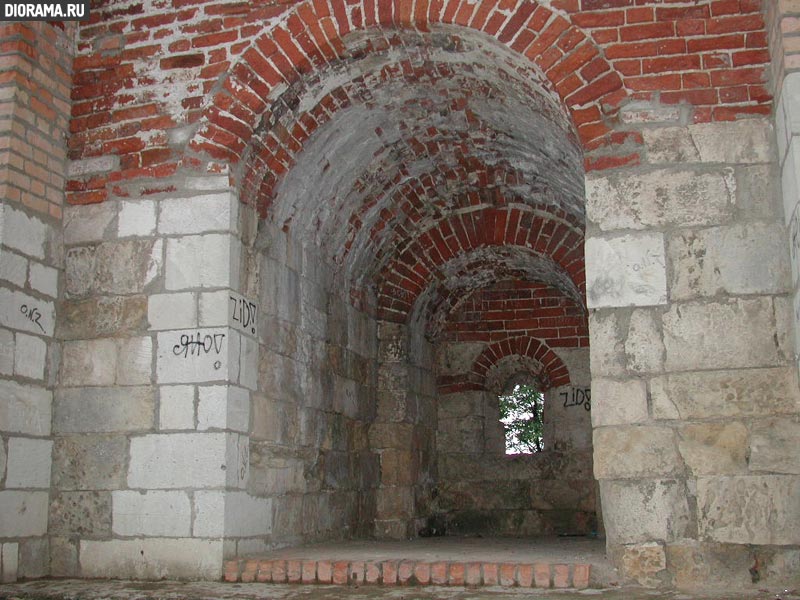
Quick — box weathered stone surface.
[116,337,153,385]
[624,309,664,373]
[614,542,667,588]
[642,127,700,164]
[677,422,748,476]
[61,339,117,386]
[3,204,48,259]
[435,342,484,376]
[49,491,111,536]
[586,233,667,308]
[601,479,692,544]
[697,475,800,545]
[591,379,648,427]
[159,385,195,430]
[0,491,48,536]
[5,437,52,488]
[650,367,799,420]
[662,299,789,371]
[158,193,237,235]
[118,199,156,237]
[79,539,222,579]
[165,233,238,290]
[668,223,790,300]
[65,240,162,297]
[587,169,734,232]
[588,311,626,377]
[52,435,127,490]
[54,387,154,433]
[689,119,773,164]
[594,426,680,479]
[749,417,800,474]
[112,490,191,537]
[666,542,753,590]
[156,328,234,384]
[736,164,782,220]
[63,202,116,245]
[127,432,231,489]
[18,538,49,579]
[148,292,197,331]
[0,380,51,436]
[59,296,148,340]
[49,538,79,578]
[13,333,46,381]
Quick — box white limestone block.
[148,292,197,330]
[54,387,154,433]
[116,336,153,385]
[79,538,223,580]
[28,262,58,298]
[193,491,271,538]
[156,328,232,384]
[127,432,229,489]
[0,328,12,376]
[112,490,191,537]
[0,250,27,287]
[239,334,258,391]
[0,380,51,435]
[1,205,47,260]
[64,202,117,245]
[197,385,249,433]
[586,233,667,308]
[118,199,157,237]
[0,491,48,536]
[0,289,55,336]
[158,193,237,235]
[165,234,238,290]
[159,385,195,430]
[61,339,117,386]
[784,138,800,224]
[1,543,18,583]
[198,290,229,328]
[13,332,46,380]
[689,119,773,164]
[591,378,648,428]
[5,437,52,489]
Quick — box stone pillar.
[587,113,800,588]
[54,176,266,579]
[371,321,436,539]
[0,22,74,582]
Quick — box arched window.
[498,377,545,454]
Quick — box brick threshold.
[224,558,591,588]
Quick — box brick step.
[223,558,591,588]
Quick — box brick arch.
[437,335,570,395]
[187,0,623,171]
[375,204,584,323]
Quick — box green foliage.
[498,383,544,454]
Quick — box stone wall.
[249,220,381,549]
[0,21,73,582]
[433,282,595,537]
[586,114,800,589]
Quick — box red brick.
[534,563,550,588]
[414,562,431,584]
[382,560,398,585]
[365,562,381,584]
[573,564,591,589]
[223,560,241,582]
[256,560,272,583]
[317,560,333,583]
[271,560,287,583]
[449,562,465,585]
[499,563,516,586]
[483,562,499,585]
[398,561,414,584]
[240,559,258,583]
[517,564,534,587]
[553,564,570,588]
[301,560,316,584]
[465,562,481,586]
[349,561,365,584]
[332,561,349,585]
[430,561,448,585]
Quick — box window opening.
[498,382,544,454]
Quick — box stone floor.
[0,580,798,600]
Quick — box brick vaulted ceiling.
[68,0,772,338]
